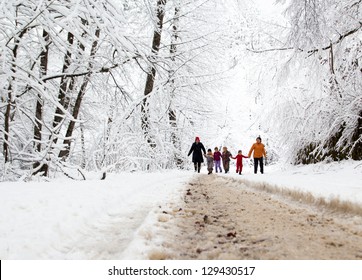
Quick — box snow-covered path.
[159,175,362,259]
[1,161,362,259]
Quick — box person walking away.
[213,147,222,173]
[221,146,232,173]
[204,149,214,175]
[188,137,206,173]
[248,137,267,174]
[231,150,248,175]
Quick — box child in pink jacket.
[213,147,222,173]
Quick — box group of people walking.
[187,136,266,175]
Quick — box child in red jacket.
[231,150,248,175]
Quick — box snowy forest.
[1,0,361,181]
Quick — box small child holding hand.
[204,149,214,175]
[221,147,232,173]
[231,150,248,175]
[213,147,222,173]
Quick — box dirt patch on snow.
[152,175,362,259]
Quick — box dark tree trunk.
[3,27,27,162]
[58,28,101,159]
[4,88,12,163]
[51,32,74,136]
[33,29,50,176]
[141,0,167,147]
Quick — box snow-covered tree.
[0,0,148,179]
[241,0,362,163]
[0,0,237,180]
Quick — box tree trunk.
[168,6,183,167]
[33,29,50,176]
[58,28,101,159]
[141,0,167,147]
[4,88,12,163]
[51,32,74,138]
[3,27,26,162]
[80,119,86,169]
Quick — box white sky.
[252,0,286,20]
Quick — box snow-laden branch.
[41,56,139,82]
[247,22,362,54]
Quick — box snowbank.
[0,171,193,259]
[225,160,362,204]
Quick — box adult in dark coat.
[188,137,206,173]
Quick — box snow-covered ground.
[1,160,361,259]
[0,171,193,259]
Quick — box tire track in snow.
[156,175,362,259]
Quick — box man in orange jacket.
[248,136,267,174]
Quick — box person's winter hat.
[195,136,200,142]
